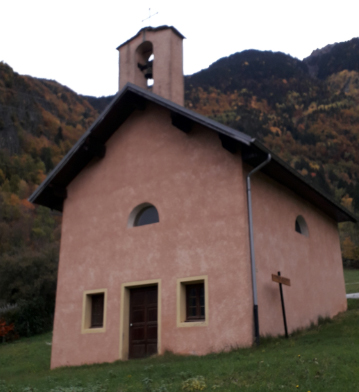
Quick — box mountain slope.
[0,63,102,332]
[185,46,359,213]
[304,37,359,79]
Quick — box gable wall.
[247,168,347,337]
[51,103,253,368]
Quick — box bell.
[144,60,153,79]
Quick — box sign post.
[271,271,291,338]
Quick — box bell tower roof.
[116,25,185,50]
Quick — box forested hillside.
[0,62,100,337]
[0,37,359,338]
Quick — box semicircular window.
[135,205,159,227]
[128,203,160,228]
[295,215,309,237]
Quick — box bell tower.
[117,26,185,106]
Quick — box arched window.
[295,215,309,237]
[128,203,159,228]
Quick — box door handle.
[130,323,133,327]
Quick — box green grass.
[1,301,359,392]
[344,268,359,293]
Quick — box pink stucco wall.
[248,171,347,337]
[51,103,253,368]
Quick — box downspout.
[246,153,271,345]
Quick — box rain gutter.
[246,153,271,345]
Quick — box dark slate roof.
[242,141,357,223]
[28,83,357,223]
[117,25,185,50]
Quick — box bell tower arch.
[135,41,154,89]
[117,26,185,106]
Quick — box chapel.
[29,26,356,368]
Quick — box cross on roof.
[142,8,158,23]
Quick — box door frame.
[119,279,161,360]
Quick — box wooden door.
[129,286,158,359]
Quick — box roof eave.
[248,140,357,223]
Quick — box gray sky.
[1,0,358,97]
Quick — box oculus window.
[295,215,309,237]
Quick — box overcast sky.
[1,0,358,97]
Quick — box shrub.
[343,258,359,269]
[5,298,54,337]
[0,318,14,342]
[0,244,58,337]
[182,376,206,391]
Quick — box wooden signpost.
[272,271,291,338]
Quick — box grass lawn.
[1,300,359,392]
[344,268,359,293]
